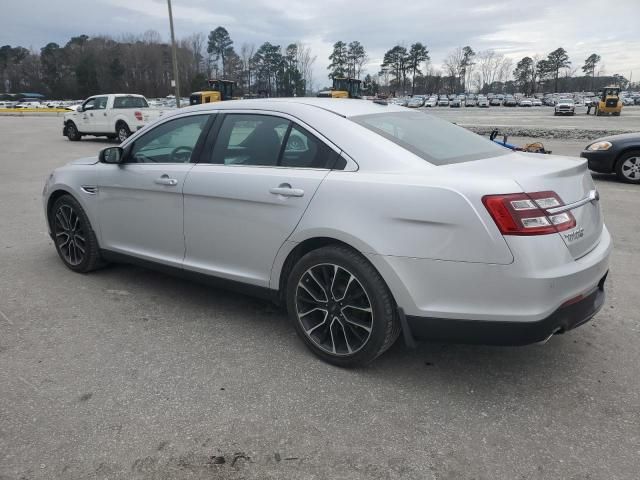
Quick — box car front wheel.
[66,122,81,141]
[51,194,104,272]
[615,150,640,184]
[286,245,400,367]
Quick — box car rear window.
[350,111,508,165]
[113,96,149,108]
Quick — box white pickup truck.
[63,94,165,142]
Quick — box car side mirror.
[76,105,83,112]
[100,146,124,164]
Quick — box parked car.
[531,99,543,107]
[407,96,425,108]
[477,96,489,108]
[43,98,611,366]
[450,98,462,107]
[518,98,533,107]
[489,98,502,106]
[437,97,449,106]
[581,132,640,183]
[555,98,575,116]
[465,97,477,107]
[503,96,517,107]
[14,100,44,109]
[63,94,165,142]
[424,96,438,107]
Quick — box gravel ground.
[1,116,639,480]
[428,105,640,139]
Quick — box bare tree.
[240,43,255,93]
[296,42,316,95]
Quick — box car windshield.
[559,99,574,104]
[351,111,508,165]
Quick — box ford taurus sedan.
[43,98,611,366]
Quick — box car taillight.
[134,111,143,121]
[482,191,576,236]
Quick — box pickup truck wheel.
[66,122,81,141]
[116,123,131,142]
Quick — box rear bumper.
[581,150,616,173]
[405,273,606,345]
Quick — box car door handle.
[269,184,304,197]
[154,176,178,186]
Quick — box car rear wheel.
[615,151,640,184]
[116,123,131,142]
[286,245,400,367]
[66,122,81,141]
[51,194,104,272]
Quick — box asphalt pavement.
[1,116,639,480]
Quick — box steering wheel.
[286,135,306,152]
[170,146,193,163]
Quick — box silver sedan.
[43,98,611,366]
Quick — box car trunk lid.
[447,152,603,259]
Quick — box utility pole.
[167,0,181,108]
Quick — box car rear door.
[182,111,341,287]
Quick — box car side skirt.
[100,249,280,304]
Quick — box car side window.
[128,115,209,164]
[94,96,108,110]
[82,98,96,110]
[280,125,339,169]
[210,114,289,166]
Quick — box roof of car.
[183,97,408,118]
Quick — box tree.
[513,56,534,94]
[296,42,316,95]
[407,42,429,95]
[327,41,348,79]
[381,45,409,93]
[346,41,367,79]
[582,53,601,90]
[252,42,282,96]
[207,27,233,77]
[546,47,571,93]
[460,46,476,92]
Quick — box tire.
[50,194,104,273]
[66,122,81,141]
[615,150,640,184]
[116,122,131,143]
[286,245,400,367]
[612,112,621,117]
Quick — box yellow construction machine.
[595,86,623,116]
[317,77,362,99]
[190,79,235,105]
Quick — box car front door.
[77,97,98,132]
[182,112,341,287]
[96,113,213,267]
[90,95,110,133]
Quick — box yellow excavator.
[190,79,235,105]
[595,86,623,116]
[317,77,362,99]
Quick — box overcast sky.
[5,0,640,87]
